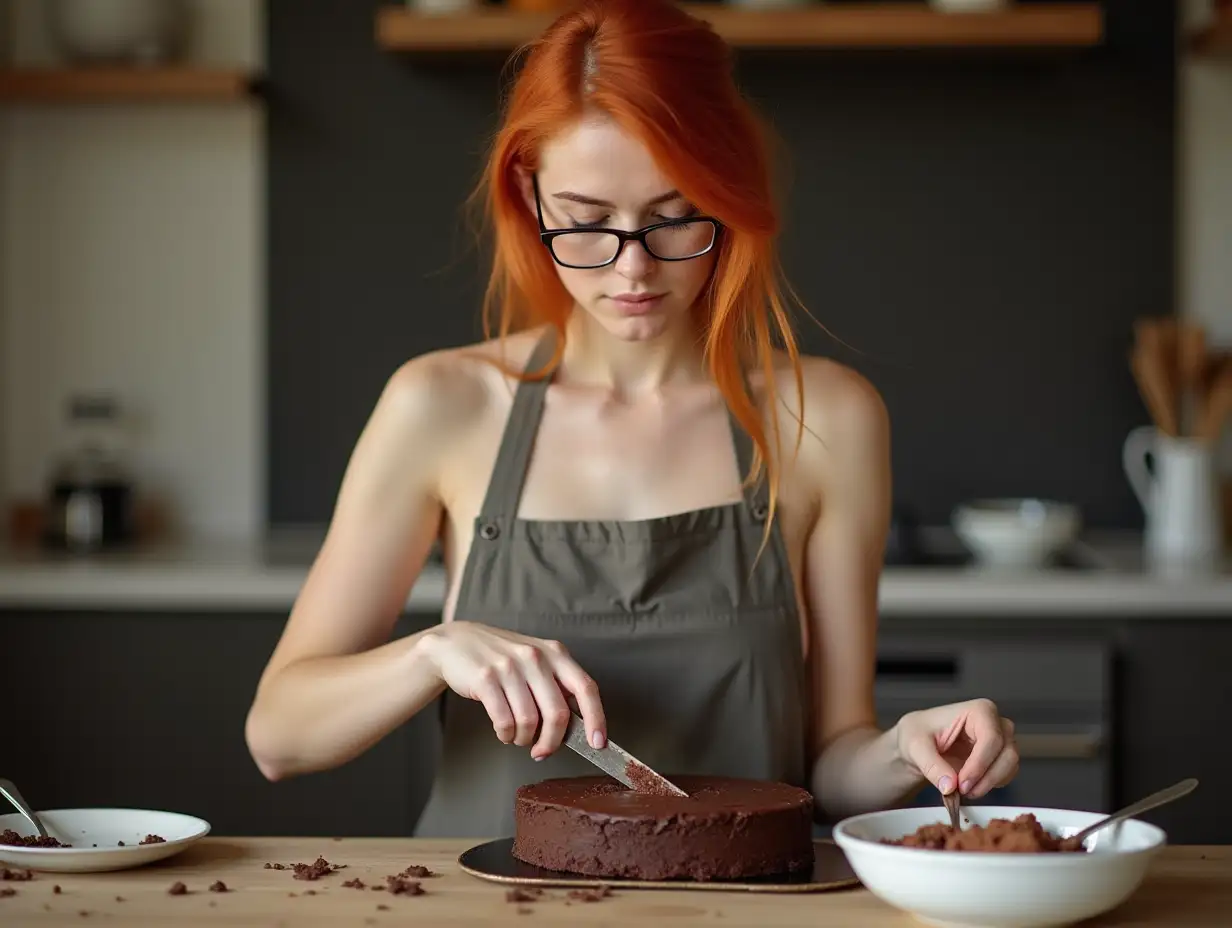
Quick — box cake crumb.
[139,834,165,845]
[0,888,16,898]
[342,877,365,889]
[505,887,543,903]
[209,880,228,893]
[568,885,613,902]
[115,896,124,902]
[292,856,344,881]
[53,885,62,894]
[385,875,424,895]
[1,868,33,881]
[377,903,390,911]
[167,881,188,895]
[398,864,435,878]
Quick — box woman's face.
[523,114,718,343]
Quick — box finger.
[968,726,1020,799]
[955,700,1006,794]
[524,668,571,760]
[905,728,959,795]
[494,656,540,747]
[548,646,606,749]
[471,667,516,744]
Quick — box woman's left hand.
[894,698,1020,799]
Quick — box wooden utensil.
[1129,341,1179,437]
[1177,322,1208,437]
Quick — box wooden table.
[2,839,1229,925]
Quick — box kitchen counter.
[0,529,1229,617]
[1,839,1227,926]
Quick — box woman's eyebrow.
[551,189,683,208]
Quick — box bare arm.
[799,365,925,820]
[800,365,1020,819]
[244,354,473,780]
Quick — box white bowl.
[0,808,210,872]
[832,805,1166,928]
[952,499,1081,568]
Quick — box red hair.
[472,0,805,531]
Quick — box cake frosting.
[511,774,815,881]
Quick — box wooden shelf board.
[1192,9,1232,56]
[0,67,259,102]
[375,2,1104,53]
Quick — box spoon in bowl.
[1061,777,1198,851]
[0,777,49,838]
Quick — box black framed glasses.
[533,175,722,270]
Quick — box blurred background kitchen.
[0,0,1229,843]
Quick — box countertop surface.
[1,838,1227,927]
[1,528,1229,617]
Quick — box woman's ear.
[511,162,537,219]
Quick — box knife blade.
[562,712,689,798]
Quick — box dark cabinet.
[1,609,442,838]
[3,608,1230,844]
[1112,620,1232,845]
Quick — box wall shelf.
[1192,7,1232,56]
[0,67,260,103]
[375,2,1104,54]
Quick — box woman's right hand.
[420,621,607,760]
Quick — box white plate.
[0,808,211,872]
[833,805,1165,928]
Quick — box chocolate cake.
[512,775,814,881]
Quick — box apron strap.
[476,328,558,521]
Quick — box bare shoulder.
[762,350,889,459]
[374,329,544,447]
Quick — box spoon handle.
[1070,777,1198,846]
[0,778,48,838]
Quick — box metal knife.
[562,712,689,798]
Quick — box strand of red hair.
[465,0,807,549]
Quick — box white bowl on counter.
[952,498,1081,568]
[832,805,1166,928]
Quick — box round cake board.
[457,837,861,894]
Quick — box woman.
[245,0,1019,838]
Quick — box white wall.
[1179,5,1232,468]
[0,0,264,540]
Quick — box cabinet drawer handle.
[1015,732,1103,760]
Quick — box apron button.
[479,522,500,540]
[751,502,769,521]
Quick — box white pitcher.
[1122,425,1224,569]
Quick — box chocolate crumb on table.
[342,877,365,889]
[291,856,345,881]
[1,867,33,881]
[0,887,16,898]
[384,876,424,896]
[54,885,62,894]
[139,834,166,845]
[505,887,545,903]
[568,886,613,902]
[167,881,188,895]
[115,896,125,902]
[377,903,390,911]
[209,880,228,893]
[399,864,435,878]
[0,829,68,848]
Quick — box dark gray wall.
[267,0,1175,529]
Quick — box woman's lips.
[609,293,665,315]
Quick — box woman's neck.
[558,310,706,398]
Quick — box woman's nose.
[614,238,654,280]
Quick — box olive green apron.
[414,329,809,838]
